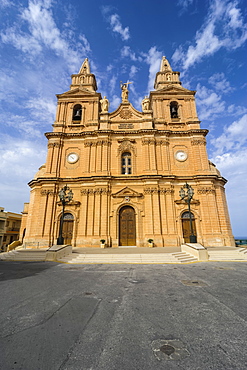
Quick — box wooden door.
[119,206,136,246]
[182,212,196,243]
[62,213,74,245]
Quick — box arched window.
[121,152,132,174]
[181,211,195,220]
[170,101,179,119]
[72,104,82,122]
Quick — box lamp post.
[57,185,73,245]
[179,182,197,243]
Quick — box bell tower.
[150,56,200,131]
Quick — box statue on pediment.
[120,81,132,102]
[100,96,109,112]
[142,96,150,111]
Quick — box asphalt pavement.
[0,261,247,370]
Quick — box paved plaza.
[0,260,247,370]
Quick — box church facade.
[21,57,235,248]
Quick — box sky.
[0,0,246,237]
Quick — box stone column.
[100,188,109,239]
[96,141,103,173]
[90,142,97,173]
[102,140,110,174]
[160,189,168,235]
[165,188,176,235]
[144,188,154,235]
[93,189,101,236]
[84,141,91,174]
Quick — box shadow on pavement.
[0,261,58,281]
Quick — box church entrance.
[119,206,136,246]
[181,211,196,243]
[61,213,74,245]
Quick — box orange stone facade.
[21,57,235,248]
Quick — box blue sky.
[0,0,246,236]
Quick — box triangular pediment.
[56,86,99,98]
[112,187,143,198]
[110,103,142,121]
[155,85,195,94]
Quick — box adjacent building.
[21,57,235,248]
[0,207,22,252]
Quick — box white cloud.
[0,0,13,8]
[0,135,46,180]
[78,34,91,54]
[110,95,121,110]
[102,10,130,41]
[108,75,118,95]
[208,73,232,93]
[196,83,246,121]
[144,46,163,92]
[196,83,225,120]
[25,97,56,121]
[110,14,130,41]
[121,46,142,61]
[0,134,47,213]
[129,65,138,79]
[0,0,89,70]
[172,0,247,70]
[211,114,247,155]
[177,0,195,12]
[106,64,114,72]
[212,147,247,236]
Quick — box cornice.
[28,173,226,187]
[45,128,209,139]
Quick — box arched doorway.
[61,213,74,245]
[181,211,196,243]
[119,206,136,246]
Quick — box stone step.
[171,252,197,263]
[208,250,247,260]
[58,253,192,264]
[0,249,47,261]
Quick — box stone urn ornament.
[100,239,106,248]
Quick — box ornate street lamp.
[57,185,73,245]
[179,182,197,243]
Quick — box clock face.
[175,150,188,162]
[67,153,79,164]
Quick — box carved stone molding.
[119,108,133,120]
[41,189,55,196]
[81,188,110,195]
[97,140,111,146]
[84,141,96,147]
[197,187,216,194]
[117,140,136,156]
[48,142,62,149]
[156,140,169,146]
[160,188,174,194]
[144,187,174,194]
[191,139,206,146]
[142,138,156,145]
[144,188,159,194]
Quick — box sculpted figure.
[100,96,109,112]
[142,97,150,111]
[120,81,132,102]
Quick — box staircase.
[57,251,198,264]
[207,247,247,261]
[171,251,198,263]
[0,249,48,262]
